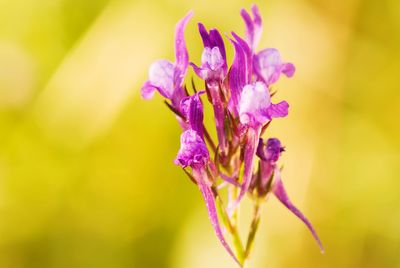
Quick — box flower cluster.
[141,5,323,266]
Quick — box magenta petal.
[180,92,205,136]
[282,62,296,77]
[231,32,252,82]
[198,23,211,47]
[174,11,193,86]
[241,4,263,51]
[197,24,227,75]
[240,8,254,49]
[189,62,207,80]
[209,29,227,72]
[174,129,209,169]
[208,83,228,153]
[249,4,262,50]
[197,178,241,266]
[228,38,248,116]
[230,127,260,213]
[188,92,205,137]
[273,168,325,252]
[266,101,289,119]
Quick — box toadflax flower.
[240,4,262,52]
[253,48,296,86]
[240,4,296,87]
[191,23,227,82]
[230,82,288,211]
[140,4,323,266]
[256,138,324,252]
[191,24,229,154]
[174,93,240,266]
[141,11,193,109]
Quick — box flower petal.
[174,129,209,169]
[282,62,296,77]
[231,32,252,82]
[198,23,211,47]
[208,83,228,153]
[240,9,253,43]
[197,24,227,75]
[209,29,227,72]
[197,178,241,266]
[229,127,260,213]
[251,4,262,32]
[265,101,289,119]
[273,168,325,252]
[189,62,207,80]
[202,47,224,71]
[141,81,157,100]
[240,4,262,51]
[174,11,193,87]
[188,92,205,136]
[254,48,295,86]
[228,38,248,116]
[239,82,271,127]
[148,60,175,99]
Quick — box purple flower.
[175,92,240,266]
[141,11,193,108]
[191,46,225,82]
[198,23,227,72]
[256,137,285,162]
[228,34,251,116]
[253,48,296,86]
[174,130,241,266]
[180,92,205,136]
[175,134,240,265]
[141,5,322,265]
[240,5,295,87]
[191,23,227,83]
[239,82,289,128]
[255,138,284,194]
[257,138,324,252]
[175,129,209,169]
[191,24,230,154]
[241,4,262,52]
[229,82,288,212]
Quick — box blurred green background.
[0,0,399,267]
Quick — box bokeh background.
[0,0,399,267]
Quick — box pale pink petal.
[141,81,157,100]
[148,60,174,99]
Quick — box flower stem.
[243,199,263,266]
[215,189,245,265]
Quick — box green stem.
[243,199,263,266]
[215,193,245,264]
[229,184,239,227]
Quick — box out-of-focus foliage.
[0,0,399,267]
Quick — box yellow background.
[0,0,399,267]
